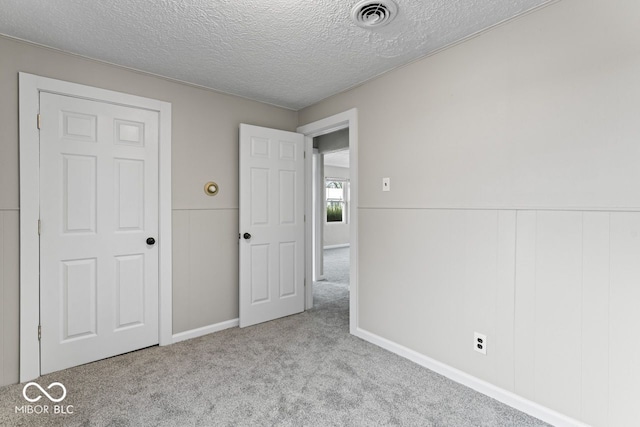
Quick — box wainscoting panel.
[172,209,239,335]
[609,212,640,426]
[513,211,537,402]
[581,212,609,427]
[360,207,639,426]
[0,211,19,387]
[515,211,583,419]
[494,210,517,391]
[172,210,190,334]
[359,208,516,390]
[514,210,640,426]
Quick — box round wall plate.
[204,181,219,196]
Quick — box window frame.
[325,177,349,224]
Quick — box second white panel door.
[239,124,305,328]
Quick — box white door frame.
[18,73,173,382]
[311,149,324,282]
[297,108,358,334]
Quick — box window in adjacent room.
[326,178,348,223]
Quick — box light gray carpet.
[0,283,549,427]
[322,247,350,286]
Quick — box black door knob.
[146,237,156,245]
[243,233,251,240]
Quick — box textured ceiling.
[0,0,551,110]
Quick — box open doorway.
[298,109,358,334]
[317,148,350,293]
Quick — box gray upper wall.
[0,35,298,211]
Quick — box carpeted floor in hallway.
[321,247,350,287]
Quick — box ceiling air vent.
[351,0,398,29]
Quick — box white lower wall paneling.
[172,209,239,335]
[514,210,640,426]
[581,212,610,427]
[609,212,640,426]
[0,211,4,386]
[0,211,19,387]
[494,210,517,391]
[514,211,537,401]
[516,211,583,419]
[359,208,516,389]
[172,210,191,334]
[360,207,640,426]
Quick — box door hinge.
[304,151,306,159]
[37,114,41,130]
[38,219,41,235]
[38,325,41,341]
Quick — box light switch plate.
[382,177,390,192]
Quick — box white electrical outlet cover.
[474,332,487,355]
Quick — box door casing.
[19,73,173,382]
[297,109,358,334]
[312,149,324,283]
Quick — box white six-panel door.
[39,92,159,374]
[239,124,305,327]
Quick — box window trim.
[325,177,349,224]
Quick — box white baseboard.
[172,318,239,343]
[323,244,350,249]
[353,328,590,427]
